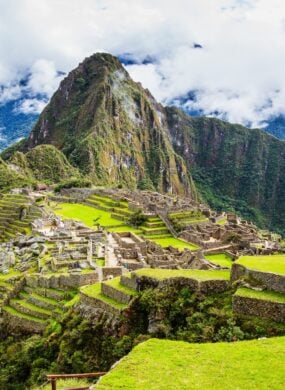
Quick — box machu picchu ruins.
[0,186,284,340]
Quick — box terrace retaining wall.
[231,264,285,294]
[233,294,285,323]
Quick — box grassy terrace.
[104,276,138,296]
[147,236,199,251]
[236,255,285,276]
[97,337,285,389]
[80,283,128,310]
[205,253,233,268]
[235,287,285,304]
[133,268,230,281]
[2,306,45,323]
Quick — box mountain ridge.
[3,52,285,234]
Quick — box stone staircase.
[141,216,169,237]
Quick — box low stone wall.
[233,295,285,323]
[80,291,122,316]
[2,311,45,333]
[101,283,133,304]
[102,267,123,280]
[231,264,285,294]
[199,279,230,294]
[130,274,230,294]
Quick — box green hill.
[97,337,285,389]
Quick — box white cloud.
[15,98,48,115]
[0,0,285,126]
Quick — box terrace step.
[10,298,52,320]
[80,283,128,315]
[2,305,46,333]
[24,286,66,301]
[21,291,61,310]
[233,287,285,323]
[101,277,137,304]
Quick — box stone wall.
[102,267,123,280]
[233,295,285,323]
[25,272,98,289]
[131,274,230,294]
[2,310,45,333]
[101,283,133,305]
[79,291,122,316]
[231,264,285,294]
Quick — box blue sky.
[1,0,285,128]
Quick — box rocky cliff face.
[166,107,285,233]
[27,54,194,196]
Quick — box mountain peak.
[25,53,193,196]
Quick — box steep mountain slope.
[166,107,285,233]
[26,54,193,196]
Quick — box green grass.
[146,236,199,251]
[108,226,142,234]
[53,203,124,227]
[0,269,21,281]
[64,294,79,308]
[216,218,227,225]
[33,378,92,390]
[12,299,52,315]
[96,337,285,389]
[80,283,128,310]
[235,287,285,304]
[104,276,137,296]
[96,258,106,267]
[3,306,45,323]
[133,268,230,281]
[236,255,285,275]
[205,253,233,268]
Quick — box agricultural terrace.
[236,255,285,276]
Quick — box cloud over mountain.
[1,0,285,127]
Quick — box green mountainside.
[3,53,285,233]
[166,108,285,233]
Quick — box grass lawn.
[133,268,230,281]
[235,287,285,304]
[53,203,125,228]
[205,253,233,268]
[147,236,199,251]
[97,337,285,389]
[236,255,285,276]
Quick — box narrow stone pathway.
[105,233,118,267]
